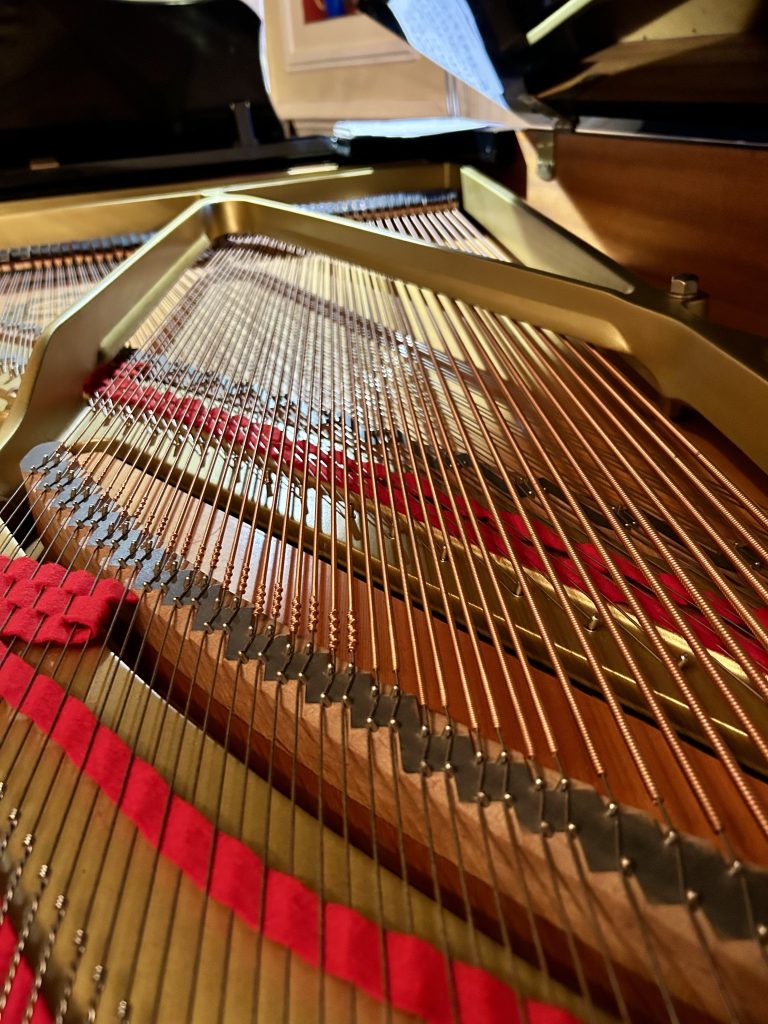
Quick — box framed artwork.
[302,0,359,23]
[278,0,415,70]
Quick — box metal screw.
[669,273,700,299]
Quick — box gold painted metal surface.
[0,163,455,248]
[7,195,766,772]
[194,195,768,475]
[0,161,645,291]
[458,166,634,291]
[4,190,766,478]
[6,194,768,1023]
[0,192,765,778]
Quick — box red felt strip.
[100,373,768,671]
[0,557,136,647]
[0,643,580,1024]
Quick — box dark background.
[0,0,282,171]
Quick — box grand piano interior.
[0,2,767,1022]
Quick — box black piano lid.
[359,0,768,145]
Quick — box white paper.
[389,0,508,108]
[333,116,500,139]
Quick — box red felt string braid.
[0,557,137,647]
[0,642,580,1024]
[100,373,768,670]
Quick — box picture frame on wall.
[302,0,356,23]
[280,0,415,70]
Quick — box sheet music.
[388,0,508,108]
[333,116,500,139]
